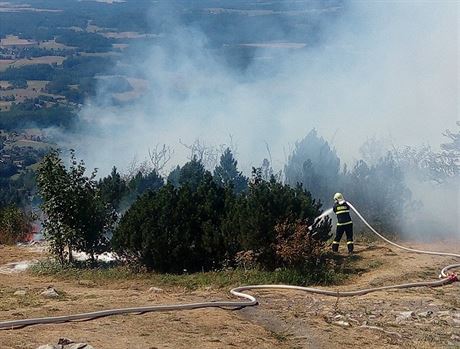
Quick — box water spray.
[0,202,457,330]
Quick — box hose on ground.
[347,202,460,278]
[0,203,458,330]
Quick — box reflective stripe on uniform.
[336,210,350,214]
[337,221,353,226]
[332,241,340,244]
[347,241,354,245]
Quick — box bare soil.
[0,240,458,349]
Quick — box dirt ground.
[0,240,458,349]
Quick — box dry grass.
[38,40,75,50]
[0,241,458,349]
[0,35,36,47]
[0,60,15,72]
[0,56,65,71]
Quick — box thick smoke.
[65,1,458,236]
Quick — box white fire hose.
[0,202,458,330]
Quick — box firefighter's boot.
[347,241,354,254]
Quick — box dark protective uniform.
[332,201,353,253]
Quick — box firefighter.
[332,193,354,254]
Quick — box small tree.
[174,156,206,191]
[0,206,32,245]
[228,168,331,269]
[285,129,340,203]
[275,219,330,273]
[37,150,116,264]
[98,166,128,211]
[343,153,411,232]
[213,148,248,194]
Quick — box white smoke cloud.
[61,1,458,235]
[69,1,457,173]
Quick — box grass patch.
[368,260,384,269]
[30,259,348,290]
[270,330,288,342]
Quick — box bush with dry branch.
[275,219,328,271]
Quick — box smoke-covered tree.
[359,136,389,165]
[37,150,116,264]
[441,121,460,155]
[166,165,181,187]
[98,167,128,211]
[285,129,340,204]
[213,148,248,194]
[127,170,164,196]
[166,157,207,191]
[343,153,411,232]
[393,145,458,183]
[392,123,460,183]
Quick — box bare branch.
[148,144,173,175]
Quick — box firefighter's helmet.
[334,192,344,202]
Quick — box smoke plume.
[62,1,458,236]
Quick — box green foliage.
[228,168,330,268]
[0,64,55,81]
[0,170,38,207]
[36,150,116,264]
[98,167,128,211]
[31,259,343,288]
[166,165,181,186]
[213,148,248,194]
[113,159,331,274]
[178,156,206,190]
[113,169,230,273]
[97,167,165,212]
[0,104,76,130]
[127,170,164,197]
[61,56,114,78]
[55,31,113,52]
[0,205,32,245]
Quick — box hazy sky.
[70,0,458,175]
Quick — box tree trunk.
[68,244,73,263]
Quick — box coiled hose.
[0,203,458,330]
